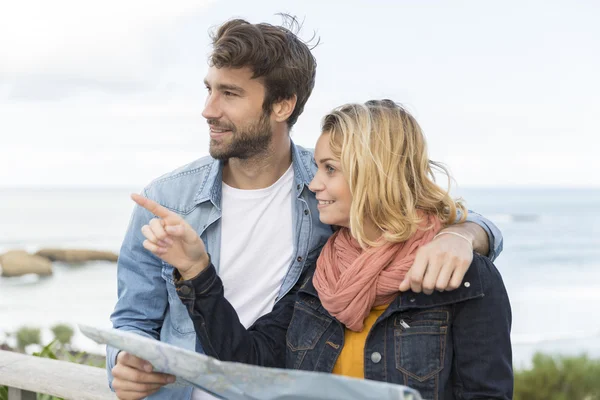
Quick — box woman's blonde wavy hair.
[322,99,467,248]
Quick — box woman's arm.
[128,193,306,368]
[451,254,513,399]
[175,262,313,368]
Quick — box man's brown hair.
[209,14,317,128]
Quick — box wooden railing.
[0,350,116,400]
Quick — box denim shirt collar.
[192,158,223,210]
[192,140,313,208]
[289,141,315,196]
[299,255,485,314]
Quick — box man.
[108,16,503,400]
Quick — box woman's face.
[308,133,353,227]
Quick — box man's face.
[202,66,273,160]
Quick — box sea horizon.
[1,186,599,369]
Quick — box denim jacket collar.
[192,140,314,209]
[299,254,485,316]
[391,257,485,311]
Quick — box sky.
[0,0,598,188]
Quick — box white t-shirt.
[192,165,294,400]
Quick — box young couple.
[108,16,512,400]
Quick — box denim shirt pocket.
[160,262,196,335]
[286,301,332,369]
[394,309,449,398]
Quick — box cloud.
[0,146,205,187]
[0,0,215,99]
[7,74,154,101]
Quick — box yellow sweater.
[332,305,388,379]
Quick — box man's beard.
[208,113,272,161]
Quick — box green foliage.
[1,326,106,400]
[74,351,106,368]
[32,338,105,368]
[32,339,58,360]
[31,340,64,400]
[50,324,74,347]
[514,353,600,400]
[16,326,41,352]
[0,340,64,400]
[37,393,64,400]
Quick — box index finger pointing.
[131,193,173,219]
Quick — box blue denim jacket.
[178,253,513,400]
[107,141,504,399]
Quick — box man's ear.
[271,95,297,123]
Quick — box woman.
[133,100,513,399]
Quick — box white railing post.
[8,387,36,400]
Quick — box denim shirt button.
[464,281,471,288]
[297,184,301,190]
[296,256,303,262]
[370,352,382,364]
[304,209,309,215]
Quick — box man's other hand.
[112,351,175,400]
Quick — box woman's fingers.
[165,224,199,245]
[133,194,191,249]
[149,218,173,245]
[157,239,171,248]
[143,239,167,255]
[132,193,183,230]
[132,194,174,219]
[141,224,172,248]
[141,225,157,243]
[165,225,183,237]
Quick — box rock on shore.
[35,248,118,263]
[0,248,119,277]
[0,250,53,277]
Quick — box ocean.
[1,186,599,368]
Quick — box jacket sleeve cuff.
[464,209,503,262]
[105,345,121,391]
[174,260,219,302]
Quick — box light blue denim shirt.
[107,141,503,399]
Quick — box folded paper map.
[80,324,422,400]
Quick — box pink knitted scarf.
[313,214,442,332]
